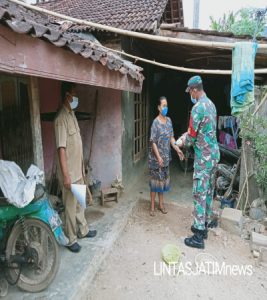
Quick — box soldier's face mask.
[191,95,197,105]
[190,89,197,105]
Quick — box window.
[163,0,184,25]
[0,75,33,172]
[134,91,148,162]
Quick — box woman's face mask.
[161,106,168,116]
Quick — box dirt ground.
[88,199,267,300]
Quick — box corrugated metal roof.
[161,26,267,42]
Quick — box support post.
[29,76,45,174]
[193,0,200,29]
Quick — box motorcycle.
[177,143,241,207]
[215,144,241,208]
[0,184,68,295]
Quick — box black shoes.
[84,230,97,238]
[66,242,81,253]
[66,230,97,253]
[184,228,205,249]
[191,225,208,239]
[207,219,218,229]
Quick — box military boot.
[184,228,205,249]
[191,223,208,239]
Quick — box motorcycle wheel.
[5,218,59,293]
[0,278,8,297]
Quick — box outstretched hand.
[175,146,184,161]
[176,133,186,148]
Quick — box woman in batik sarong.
[148,96,184,216]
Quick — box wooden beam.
[29,76,45,174]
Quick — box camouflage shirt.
[185,94,220,178]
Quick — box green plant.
[240,113,267,196]
[210,8,266,37]
[210,11,236,32]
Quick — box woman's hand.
[157,156,164,167]
[175,146,185,161]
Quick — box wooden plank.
[102,187,118,195]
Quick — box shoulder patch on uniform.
[188,114,197,138]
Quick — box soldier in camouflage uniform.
[176,76,220,249]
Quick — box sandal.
[158,206,168,214]
[150,210,155,217]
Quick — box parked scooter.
[0,184,68,295]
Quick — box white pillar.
[193,0,200,29]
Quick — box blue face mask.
[70,96,79,110]
[191,96,197,105]
[161,106,168,116]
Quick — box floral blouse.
[148,117,174,170]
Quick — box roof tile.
[31,22,49,37]
[6,19,32,34]
[43,29,61,41]
[0,0,144,84]
[38,0,169,34]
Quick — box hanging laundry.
[231,42,258,116]
[219,130,226,144]
[218,116,237,130]
[218,116,239,149]
[218,131,237,149]
[225,133,236,149]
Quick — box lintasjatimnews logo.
[154,253,253,276]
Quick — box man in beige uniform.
[54,82,97,253]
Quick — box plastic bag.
[161,244,181,264]
[0,160,44,208]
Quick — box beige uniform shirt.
[54,105,83,183]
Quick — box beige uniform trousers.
[62,178,88,245]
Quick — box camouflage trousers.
[192,167,216,230]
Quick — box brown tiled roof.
[0,0,144,83]
[37,0,170,34]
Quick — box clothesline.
[10,0,267,50]
[8,0,267,75]
[92,43,267,75]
